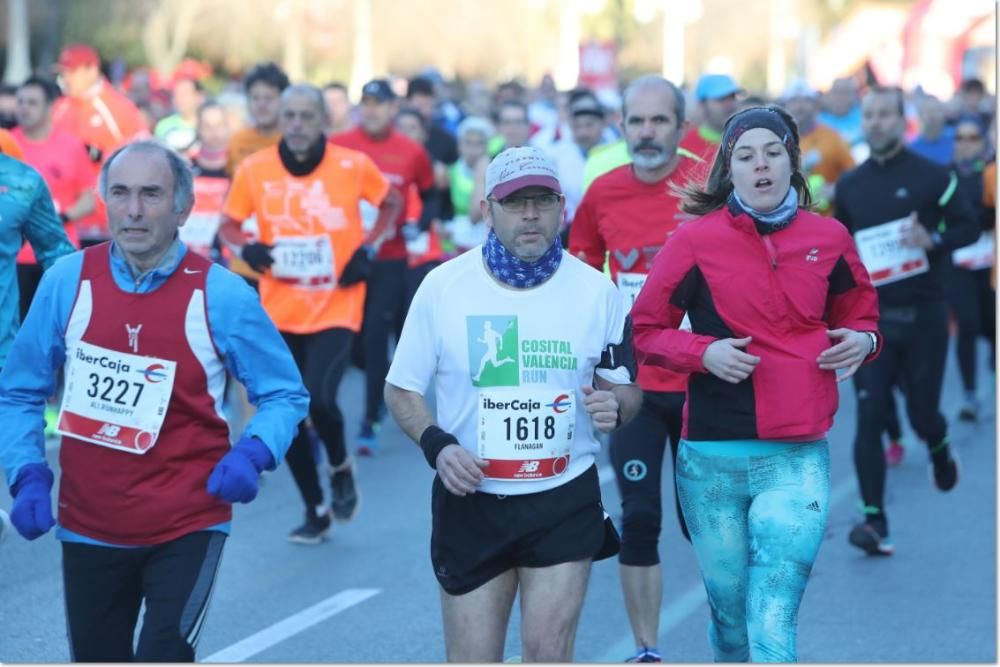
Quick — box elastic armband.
[598,315,638,382]
[419,425,459,470]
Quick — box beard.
[629,141,672,170]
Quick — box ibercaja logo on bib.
[467,315,519,387]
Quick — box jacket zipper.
[761,235,778,269]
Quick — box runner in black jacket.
[834,86,979,557]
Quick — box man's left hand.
[582,384,619,433]
[818,329,873,382]
[207,437,274,504]
[900,212,934,249]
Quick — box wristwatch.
[864,331,878,356]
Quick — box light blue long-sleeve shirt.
[0,240,310,542]
[0,154,75,367]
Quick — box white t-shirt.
[386,248,631,496]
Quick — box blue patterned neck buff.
[727,187,798,235]
[482,228,563,288]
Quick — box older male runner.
[0,140,308,661]
[385,146,642,662]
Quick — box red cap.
[58,44,100,70]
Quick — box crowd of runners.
[0,41,995,662]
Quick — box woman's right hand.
[702,336,761,384]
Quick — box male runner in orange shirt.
[220,84,402,543]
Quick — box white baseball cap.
[485,146,562,200]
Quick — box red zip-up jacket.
[631,204,880,442]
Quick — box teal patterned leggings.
[676,439,830,663]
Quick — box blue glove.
[10,463,56,540]
[206,436,275,503]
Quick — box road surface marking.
[595,478,856,662]
[201,588,380,663]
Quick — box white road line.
[200,588,380,663]
[595,477,857,662]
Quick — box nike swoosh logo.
[183,268,202,274]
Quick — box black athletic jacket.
[834,147,979,307]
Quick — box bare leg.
[440,569,518,663]
[518,559,592,662]
[620,563,662,650]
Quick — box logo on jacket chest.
[125,323,142,353]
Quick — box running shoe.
[848,521,894,556]
[288,506,333,545]
[330,461,360,523]
[930,448,959,492]
[356,420,379,457]
[884,438,905,466]
[626,647,662,663]
[957,400,978,422]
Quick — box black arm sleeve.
[418,186,441,231]
[597,315,638,383]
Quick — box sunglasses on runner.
[489,193,563,213]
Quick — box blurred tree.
[4,0,30,83]
[142,0,201,79]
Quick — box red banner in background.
[578,41,618,94]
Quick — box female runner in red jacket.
[631,105,880,662]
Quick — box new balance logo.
[806,500,821,512]
[517,461,540,474]
[97,424,121,438]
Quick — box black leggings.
[282,327,353,509]
[946,266,996,392]
[853,301,949,517]
[360,259,438,423]
[62,531,226,662]
[610,390,688,566]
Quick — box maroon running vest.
[58,243,232,545]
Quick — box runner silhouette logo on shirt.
[467,315,519,387]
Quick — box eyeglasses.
[489,193,563,213]
[955,133,983,142]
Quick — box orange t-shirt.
[0,129,24,160]
[800,123,854,185]
[983,162,996,208]
[226,127,281,177]
[225,127,282,279]
[801,123,854,215]
[223,144,390,334]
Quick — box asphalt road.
[0,342,995,663]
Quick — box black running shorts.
[430,464,617,595]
